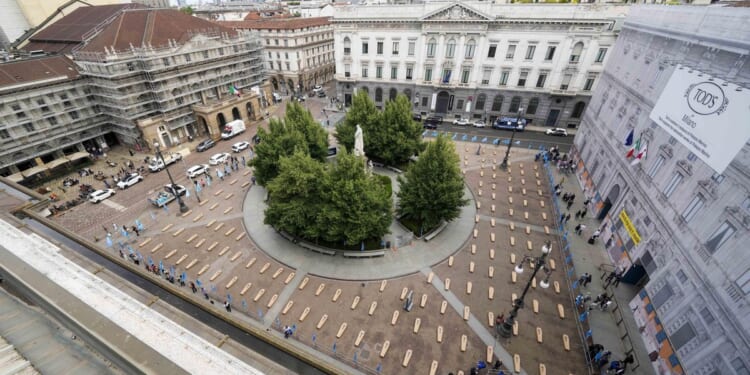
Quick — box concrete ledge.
[343,250,385,258]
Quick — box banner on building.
[619,209,641,245]
[649,66,750,174]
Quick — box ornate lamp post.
[154,142,189,214]
[498,240,554,338]
[500,107,524,170]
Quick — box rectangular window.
[705,221,736,254]
[560,74,572,90]
[47,117,58,126]
[499,71,510,86]
[275,39,279,45]
[362,42,369,54]
[676,270,688,283]
[711,173,725,184]
[681,194,704,223]
[285,52,289,59]
[584,77,596,91]
[23,123,34,133]
[647,155,666,178]
[596,48,608,63]
[700,307,715,324]
[362,67,368,78]
[671,322,697,350]
[651,283,673,308]
[545,46,556,61]
[461,69,470,84]
[488,44,497,58]
[344,64,351,78]
[162,58,170,66]
[285,62,290,70]
[482,69,491,85]
[464,43,475,59]
[421,97,428,107]
[525,45,536,60]
[506,45,516,59]
[377,41,383,55]
[392,41,399,55]
[442,69,452,83]
[456,99,464,111]
[69,111,79,120]
[408,41,415,56]
[663,173,683,198]
[0,129,9,139]
[424,67,432,82]
[688,152,697,161]
[427,41,436,57]
[536,72,547,88]
[406,65,413,80]
[376,66,383,79]
[517,71,528,87]
[391,66,398,79]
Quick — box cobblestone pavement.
[48,94,589,374]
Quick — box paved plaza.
[41,89,611,375]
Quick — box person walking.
[224,301,232,312]
[603,271,617,288]
[565,213,571,223]
[567,199,574,210]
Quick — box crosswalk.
[102,199,127,212]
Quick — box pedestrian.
[583,198,591,206]
[580,207,587,219]
[119,249,124,258]
[103,225,110,235]
[579,272,591,287]
[574,224,582,234]
[132,225,140,237]
[283,326,292,338]
[604,271,617,288]
[251,176,256,185]
[555,187,562,196]
[563,192,569,202]
[592,229,601,239]
[575,209,582,219]
[585,273,592,287]
[241,155,246,166]
[568,193,576,203]
[190,282,197,293]
[613,272,623,288]
[567,199,574,210]
[224,301,232,312]
[217,169,224,181]
[560,213,566,224]
[565,213,571,223]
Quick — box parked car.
[116,173,143,189]
[89,189,115,203]
[452,118,471,126]
[317,91,326,98]
[312,85,324,93]
[196,139,216,152]
[473,121,486,128]
[209,152,230,165]
[412,113,423,122]
[423,116,443,129]
[232,141,250,153]
[294,95,306,102]
[186,164,209,179]
[545,127,568,136]
[164,184,187,197]
[148,153,182,172]
[272,92,283,103]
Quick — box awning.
[22,165,49,178]
[46,157,70,169]
[67,151,91,161]
[6,172,25,183]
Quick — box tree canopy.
[265,149,391,245]
[397,135,467,232]
[249,102,328,185]
[336,92,424,166]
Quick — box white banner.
[649,66,750,174]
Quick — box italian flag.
[229,85,241,97]
[626,136,641,159]
[631,142,648,166]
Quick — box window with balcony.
[391,66,398,79]
[525,45,536,60]
[681,194,704,223]
[446,39,456,58]
[344,37,351,55]
[408,41,415,56]
[596,48,608,63]
[362,42,369,54]
[427,38,437,58]
[705,221,736,254]
[647,155,666,178]
[392,41,399,56]
[376,66,383,79]
[465,39,476,59]
[499,71,510,86]
[377,41,383,55]
[536,72,547,88]
[461,68,470,84]
[488,44,497,58]
[570,42,583,63]
[506,45,516,59]
[362,67,368,78]
[406,65,413,80]
[517,71,528,87]
[424,67,432,81]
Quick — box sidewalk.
[547,162,654,375]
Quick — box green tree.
[265,151,328,239]
[376,94,425,166]
[179,6,194,15]
[249,102,328,185]
[397,134,467,233]
[335,90,380,153]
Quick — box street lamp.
[498,241,554,338]
[154,142,189,214]
[500,107,524,170]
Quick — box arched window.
[570,42,584,63]
[232,107,241,120]
[389,88,398,101]
[475,94,486,111]
[527,98,539,115]
[446,39,456,58]
[491,96,504,112]
[403,89,412,102]
[572,101,586,118]
[427,38,437,58]
[509,96,522,113]
[465,39,476,59]
[217,113,226,127]
[343,37,351,55]
[375,87,383,102]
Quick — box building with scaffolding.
[0,5,269,183]
[572,5,750,375]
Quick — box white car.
[473,121,486,128]
[312,85,324,93]
[89,189,115,203]
[116,173,143,189]
[232,141,250,153]
[452,118,470,126]
[186,164,209,179]
[545,128,568,137]
[209,152,230,165]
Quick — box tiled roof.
[79,9,238,53]
[0,56,79,90]
[218,17,331,30]
[30,4,145,43]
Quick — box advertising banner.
[619,209,641,246]
[649,66,750,174]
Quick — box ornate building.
[573,5,750,375]
[332,2,629,127]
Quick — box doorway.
[545,109,560,127]
[435,91,450,114]
[597,184,620,220]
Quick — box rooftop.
[0,55,79,92]
[218,17,331,30]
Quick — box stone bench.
[424,221,448,241]
[343,250,385,258]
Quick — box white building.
[332,2,630,128]
[573,5,750,375]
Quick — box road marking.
[102,199,127,212]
